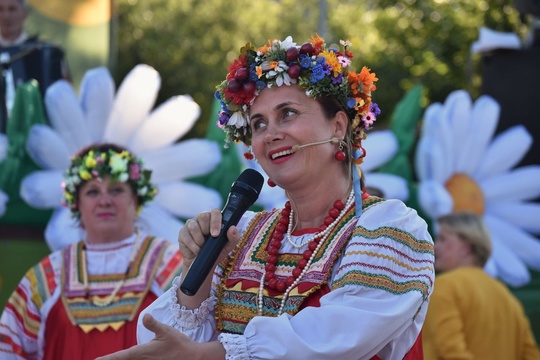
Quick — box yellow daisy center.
[445,173,485,215]
[29,0,110,26]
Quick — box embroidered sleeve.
[0,256,57,359]
[155,241,183,291]
[218,333,250,360]
[332,200,434,316]
[169,277,215,330]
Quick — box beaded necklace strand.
[258,190,355,316]
[81,228,140,307]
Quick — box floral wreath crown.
[215,34,380,153]
[62,146,157,218]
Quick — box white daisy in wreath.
[415,89,540,287]
[0,133,8,216]
[20,64,223,251]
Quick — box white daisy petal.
[430,98,456,180]
[138,203,184,244]
[364,173,409,201]
[280,36,296,50]
[487,202,540,235]
[419,104,455,181]
[361,130,398,171]
[414,137,448,183]
[418,180,453,219]
[155,181,222,219]
[481,166,540,202]
[20,170,64,208]
[484,256,498,279]
[455,94,499,174]
[484,214,540,271]
[45,207,85,251]
[79,67,115,142]
[128,95,201,153]
[45,80,92,154]
[488,230,530,287]
[26,125,71,170]
[142,139,221,183]
[441,90,472,172]
[475,125,532,181]
[419,103,443,138]
[104,64,160,145]
[413,137,430,181]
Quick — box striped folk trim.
[334,224,434,299]
[156,252,182,290]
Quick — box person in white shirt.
[0,0,69,132]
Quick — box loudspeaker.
[481,47,540,168]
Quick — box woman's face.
[78,177,138,242]
[434,224,472,272]
[249,85,347,189]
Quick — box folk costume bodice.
[215,203,357,334]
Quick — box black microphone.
[180,168,264,296]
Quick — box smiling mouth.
[270,148,295,160]
[98,213,115,218]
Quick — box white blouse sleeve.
[137,276,218,344]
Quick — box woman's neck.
[287,180,352,230]
[85,228,136,245]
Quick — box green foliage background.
[113,0,524,138]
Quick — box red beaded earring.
[267,178,276,187]
[335,140,346,162]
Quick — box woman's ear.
[460,240,474,257]
[333,111,349,139]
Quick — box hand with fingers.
[95,314,226,360]
[176,209,242,309]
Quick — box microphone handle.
[180,194,251,296]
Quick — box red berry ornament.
[243,81,256,95]
[227,79,241,93]
[235,67,249,82]
[285,47,299,61]
[287,64,301,79]
[299,42,314,55]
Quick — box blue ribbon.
[352,149,363,217]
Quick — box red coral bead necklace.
[258,189,355,316]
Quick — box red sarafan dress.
[0,233,182,360]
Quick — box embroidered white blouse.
[138,199,435,360]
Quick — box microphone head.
[231,168,264,204]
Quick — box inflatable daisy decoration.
[240,129,409,210]
[20,64,223,251]
[0,134,8,216]
[415,89,540,287]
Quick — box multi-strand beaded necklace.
[257,189,355,316]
